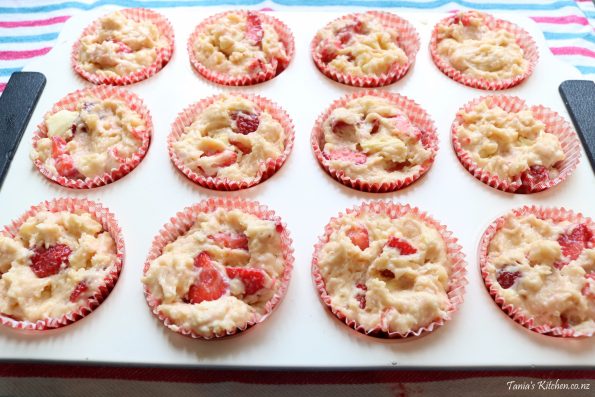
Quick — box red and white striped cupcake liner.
[429,11,538,90]
[32,85,153,189]
[168,92,295,191]
[71,8,174,86]
[311,201,467,339]
[311,90,438,193]
[188,10,295,86]
[451,95,580,193]
[0,197,124,331]
[479,206,594,338]
[311,11,420,87]
[142,197,294,340]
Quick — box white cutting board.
[0,7,594,368]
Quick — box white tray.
[1,7,594,368]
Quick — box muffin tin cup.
[32,85,153,189]
[71,8,175,86]
[451,95,581,193]
[0,198,125,331]
[168,92,295,191]
[142,197,295,340]
[311,201,467,339]
[311,11,420,87]
[311,90,439,193]
[479,206,594,338]
[187,10,295,86]
[429,11,538,90]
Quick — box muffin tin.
[0,8,593,367]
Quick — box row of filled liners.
[70,8,538,90]
[0,198,593,339]
[31,87,580,194]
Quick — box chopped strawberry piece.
[319,44,338,63]
[336,30,352,45]
[452,14,471,26]
[55,154,81,178]
[208,232,249,250]
[386,237,417,255]
[355,282,367,309]
[231,111,260,134]
[518,165,549,193]
[324,149,367,165]
[187,252,227,304]
[207,150,237,169]
[69,281,88,302]
[391,114,413,135]
[51,136,68,158]
[496,269,521,289]
[226,267,267,295]
[346,226,369,250]
[558,223,594,260]
[331,120,356,136]
[201,148,223,157]
[560,314,570,329]
[380,269,395,278]
[370,119,380,135]
[130,128,145,141]
[275,222,284,233]
[246,12,264,46]
[30,244,71,278]
[229,138,252,155]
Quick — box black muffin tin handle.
[559,80,595,176]
[0,72,46,191]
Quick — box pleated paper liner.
[31,85,153,189]
[0,198,124,331]
[168,93,295,191]
[142,197,294,339]
[451,95,580,193]
[429,11,538,90]
[479,206,594,338]
[187,10,295,86]
[311,11,420,87]
[311,201,467,339]
[311,90,438,193]
[71,8,174,85]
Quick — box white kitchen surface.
[0,8,593,368]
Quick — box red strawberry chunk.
[201,148,223,157]
[369,119,380,135]
[385,161,411,173]
[231,111,260,134]
[518,165,549,193]
[245,12,264,46]
[55,154,81,178]
[346,226,369,251]
[208,232,249,250]
[355,282,367,309]
[391,114,413,135]
[558,224,594,261]
[319,44,338,63]
[386,237,417,255]
[248,58,267,74]
[30,244,72,278]
[187,252,228,304]
[51,136,68,158]
[331,120,356,136]
[115,40,132,53]
[496,268,521,289]
[380,269,395,278]
[226,267,267,296]
[453,14,471,26]
[229,139,252,155]
[212,150,238,168]
[324,149,367,165]
[69,281,88,302]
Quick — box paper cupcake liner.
[429,11,538,90]
[479,206,594,338]
[32,85,153,189]
[72,8,174,86]
[311,201,467,339]
[311,11,420,87]
[0,198,124,331]
[451,95,580,193]
[187,10,295,86]
[311,90,438,193]
[142,197,294,340]
[168,93,295,191]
